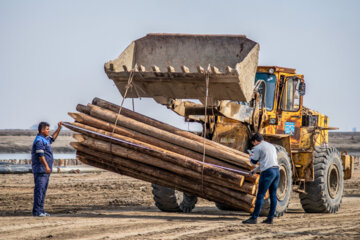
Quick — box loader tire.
[299,147,343,213]
[151,184,198,213]
[260,145,292,217]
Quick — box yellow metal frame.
[212,66,352,183]
[341,151,354,180]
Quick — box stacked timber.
[64,98,260,213]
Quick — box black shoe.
[242,217,257,224]
[262,218,273,224]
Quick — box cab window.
[255,73,276,111]
[281,77,300,111]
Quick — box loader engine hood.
[104,33,259,103]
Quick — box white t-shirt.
[250,141,279,172]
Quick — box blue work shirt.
[31,134,55,174]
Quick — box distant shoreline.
[0,130,74,154]
[0,129,359,154]
[0,129,73,136]
[0,147,75,154]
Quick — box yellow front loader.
[104,34,354,215]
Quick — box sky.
[0,0,359,131]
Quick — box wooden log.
[69,111,259,185]
[90,99,259,182]
[91,97,251,158]
[77,153,253,208]
[73,126,256,196]
[76,148,255,206]
[72,138,242,190]
[64,123,244,187]
[75,148,255,210]
[76,154,194,196]
[206,181,256,207]
[79,154,254,212]
[69,132,247,192]
[65,122,258,194]
[241,181,257,195]
[69,112,220,165]
[86,104,253,170]
[76,104,90,115]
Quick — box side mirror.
[299,82,306,96]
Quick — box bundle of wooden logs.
[64,98,260,213]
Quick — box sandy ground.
[1,168,360,240]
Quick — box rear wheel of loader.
[151,184,198,213]
[299,147,343,213]
[260,145,292,217]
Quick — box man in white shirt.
[243,133,280,224]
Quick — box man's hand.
[45,166,51,174]
[58,121,63,129]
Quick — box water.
[0,153,76,160]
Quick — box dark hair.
[250,132,264,142]
[38,122,50,133]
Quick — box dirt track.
[1,168,360,240]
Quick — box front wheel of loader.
[260,145,292,217]
[299,147,343,213]
[151,184,198,213]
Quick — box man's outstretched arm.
[52,122,62,140]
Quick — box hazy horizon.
[1,0,360,131]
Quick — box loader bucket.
[105,34,259,103]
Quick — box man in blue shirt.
[31,121,62,217]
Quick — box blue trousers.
[32,173,50,216]
[252,167,280,219]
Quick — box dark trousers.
[32,173,50,216]
[252,167,280,219]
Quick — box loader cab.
[256,66,305,147]
[254,72,277,111]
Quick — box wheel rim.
[175,190,183,205]
[328,164,340,199]
[277,164,288,201]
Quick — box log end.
[254,174,260,185]
[70,141,80,149]
[251,185,257,195]
[251,196,256,207]
[239,175,245,187]
[72,134,85,142]
[76,104,91,115]
[68,112,83,122]
[92,97,101,105]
